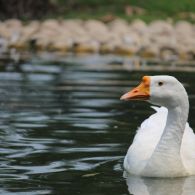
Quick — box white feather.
[124,106,195,176]
[123,75,195,177]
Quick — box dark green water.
[0,53,194,195]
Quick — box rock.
[159,47,178,61]
[177,43,195,61]
[100,43,115,54]
[41,19,60,30]
[5,19,22,29]
[84,20,110,43]
[85,20,108,32]
[114,44,138,56]
[62,20,85,36]
[31,27,58,50]
[0,18,195,61]
[0,37,8,53]
[3,19,23,45]
[109,19,130,36]
[0,22,11,40]
[49,37,73,52]
[35,38,51,50]
[130,19,148,35]
[139,44,160,58]
[73,41,99,53]
[10,21,40,49]
[100,37,122,54]
[175,21,193,35]
[122,31,141,48]
[150,34,177,50]
[149,20,174,35]
[179,51,195,61]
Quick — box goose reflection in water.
[124,172,195,195]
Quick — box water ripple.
[0,54,193,194]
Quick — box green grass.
[48,0,195,23]
[60,10,193,24]
[59,0,195,14]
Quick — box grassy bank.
[56,0,195,23]
[1,0,195,22]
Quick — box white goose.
[120,75,195,177]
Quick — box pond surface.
[0,53,194,194]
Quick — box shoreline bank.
[0,18,195,61]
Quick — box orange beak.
[120,76,150,101]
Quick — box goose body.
[121,76,195,177]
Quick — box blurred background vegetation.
[1,0,195,22]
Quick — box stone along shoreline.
[0,19,195,61]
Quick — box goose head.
[120,75,188,108]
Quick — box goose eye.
[158,82,163,86]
